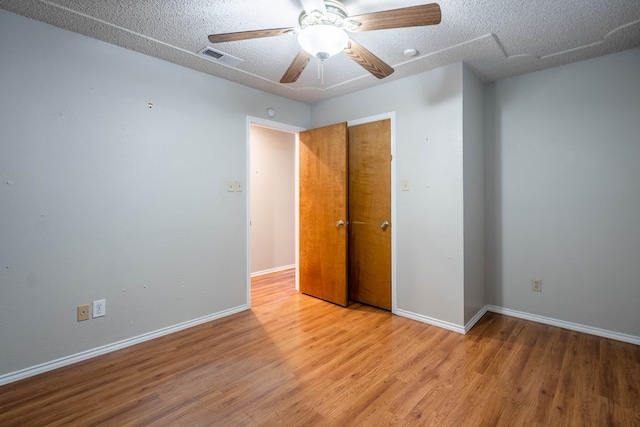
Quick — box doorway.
[247,117,304,308]
[249,125,296,275]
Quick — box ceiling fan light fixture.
[297,25,349,59]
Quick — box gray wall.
[0,10,310,378]
[3,7,639,383]
[462,65,486,325]
[312,63,468,327]
[249,126,296,275]
[485,47,640,336]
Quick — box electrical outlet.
[93,299,106,318]
[77,304,90,322]
[532,279,542,292]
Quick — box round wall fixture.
[267,107,276,118]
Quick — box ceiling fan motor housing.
[298,0,352,29]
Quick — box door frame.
[348,112,397,313]
[246,116,305,309]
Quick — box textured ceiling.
[1,0,639,104]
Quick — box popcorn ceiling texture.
[1,0,639,103]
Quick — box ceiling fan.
[207,0,441,84]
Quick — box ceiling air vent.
[197,47,243,68]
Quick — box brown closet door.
[299,122,348,306]
[348,119,392,310]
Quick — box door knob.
[380,221,389,230]
[336,220,346,227]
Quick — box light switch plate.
[227,181,236,192]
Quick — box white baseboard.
[397,304,639,345]
[250,264,295,278]
[486,305,640,346]
[395,306,488,335]
[464,305,488,333]
[0,305,249,387]
[395,309,466,334]
[4,302,637,387]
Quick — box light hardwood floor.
[0,269,638,426]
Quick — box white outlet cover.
[93,299,106,318]
[532,279,542,292]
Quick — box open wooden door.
[299,122,349,306]
[348,119,392,310]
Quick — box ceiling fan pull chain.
[316,58,325,87]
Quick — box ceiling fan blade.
[280,50,313,84]
[349,3,441,32]
[343,39,394,79]
[208,27,295,44]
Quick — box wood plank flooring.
[0,269,639,426]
